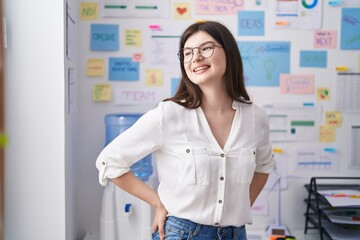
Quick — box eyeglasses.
[177,42,223,63]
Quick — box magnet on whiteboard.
[275,21,288,26]
[335,66,349,71]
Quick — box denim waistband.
[166,216,245,239]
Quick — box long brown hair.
[164,21,251,109]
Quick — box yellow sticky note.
[319,125,336,142]
[80,2,98,20]
[145,69,163,86]
[325,111,343,128]
[317,87,331,100]
[93,84,111,101]
[87,59,105,77]
[125,29,142,47]
[174,2,191,20]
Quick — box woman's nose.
[192,49,203,62]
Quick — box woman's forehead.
[184,31,216,48]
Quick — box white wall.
[4,0,66,239]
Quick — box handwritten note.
[80,2,98,20]
[341,8,360,50]
[109,58,139,81]
[86,58,105,77]
[325,111,343,128]
[91,24,119,51]
[174,2,191,20]
[300,50,327,68]
[125,29,142,47]
[238,11,264,36]
[93,84,111,101]
[115,88,162,105]
[319,125,336,142]
[145,69,163,86]
[280,74,314,94]
[314,30,337,49]
[195,0,244,15]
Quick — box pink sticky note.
[314,30,337,49]
[280,74,315,94]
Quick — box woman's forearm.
[111,171,163,209]
[249,172,269,206]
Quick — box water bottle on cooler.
[105,114,153,182]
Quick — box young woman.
[96,21,274,240]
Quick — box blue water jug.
[105,114,153,182]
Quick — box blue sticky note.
[237,41,290,86]
[109,58,139,81]
[300,51,327,68]
[171,78,180,96]
[238,11,265,36]
[91,24,119,51]
[341,8,360,50]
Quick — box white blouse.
[96,100,274,227]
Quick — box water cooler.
[100,114,156,240]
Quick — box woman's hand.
[152,203,168,240]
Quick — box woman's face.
[182,31,226,89]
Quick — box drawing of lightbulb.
[263,59,275,81]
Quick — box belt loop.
[192,223,201,237]
[232,226,237,239]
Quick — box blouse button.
[220,153,225,158]
[218,200,223,204]
[220,177,224,181]
[253,151,256,155]
[215,223,219,226]
[101,161,106,165]
[186,149,190,153]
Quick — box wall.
[75,0,360,238]
[4,0,66,239]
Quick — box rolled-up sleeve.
[96,103,163,186]
[254,112,275,174]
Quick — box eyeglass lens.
[179,43,216,63]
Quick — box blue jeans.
[152,216,247,240]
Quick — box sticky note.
[300,51,327,68]
[132,53,144,62]
[91,24,119,51]
[314,30,337,49]
[109,58,139,81]
[174,2,191,20]
[317,87,331,100]
[171,78,180,96]
[125,29,142,47]
[80,2,98,20]
[145,69,163,86]
[341,8,360,50]
[280,74,315,94]
[93,84,112,101]
[325,111,343,128]
[319,125,336,142]
[238,11,265,36]
[86,58,105,77]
